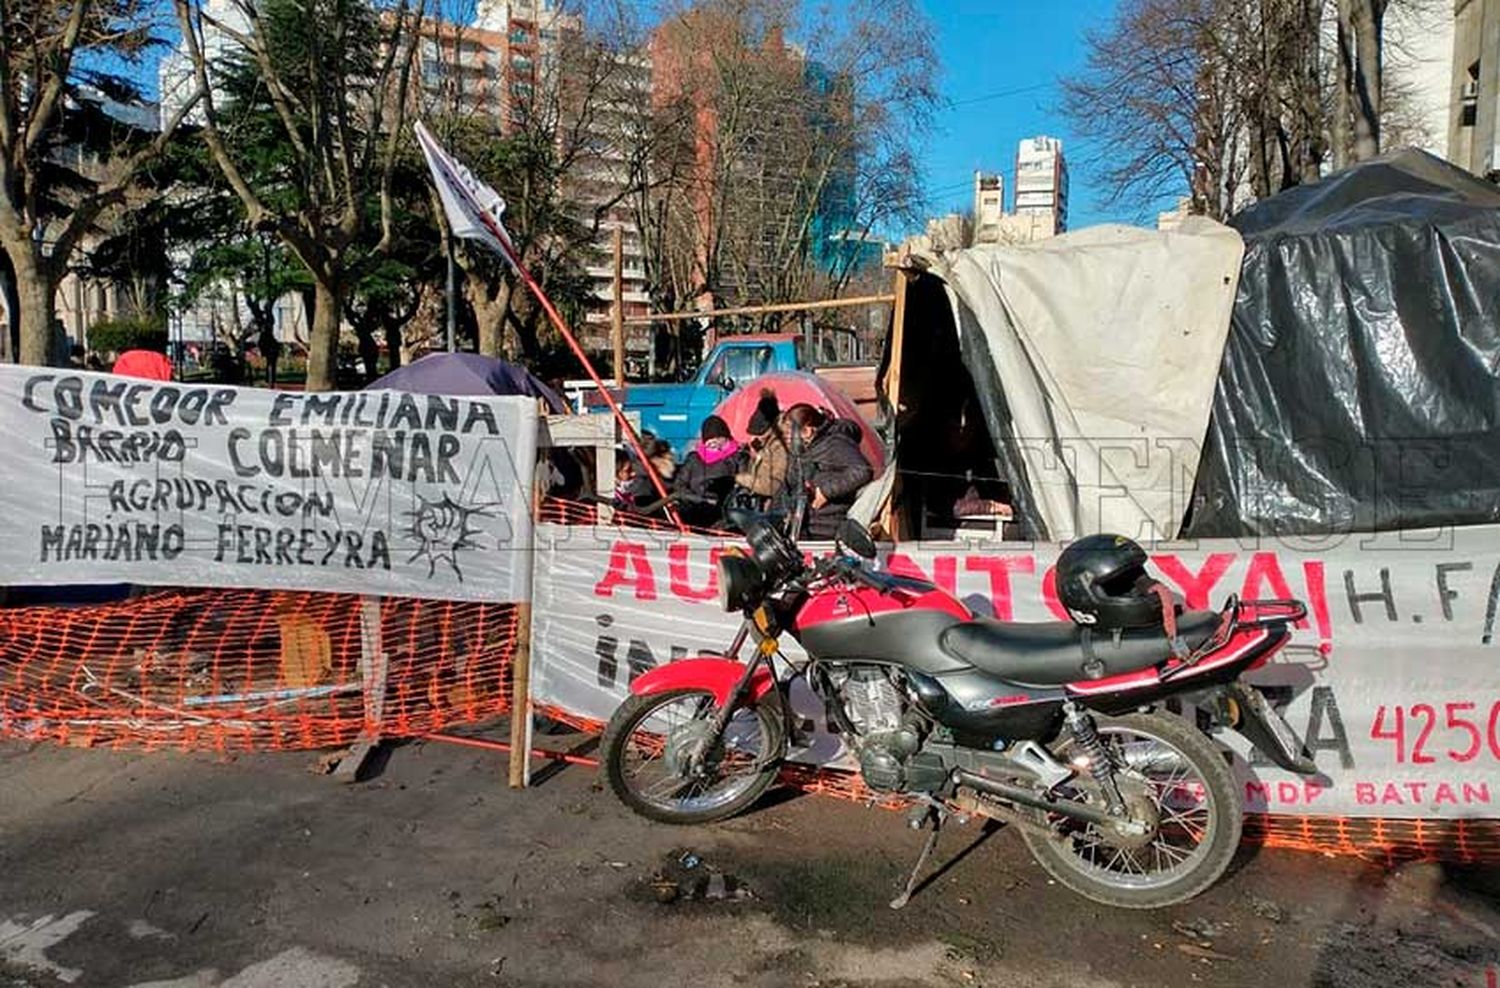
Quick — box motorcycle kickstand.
[889,807,945,911]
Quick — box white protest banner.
[0,367,538,602]
[531,521,1500,819]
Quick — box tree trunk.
[1338,0,1362,169]
[477,279,510,358]
[306,275,342,391]
[13,246,57,367]
[356,324,380,382]
[383,320,403,372]
[0,247,18,363]
[1247,112,1272,199]
[1350,0,1384,161]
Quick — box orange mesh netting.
[534,703,1500,863]
[4,499,1497,866]
[538,496,732,537]
[0,588,517,751]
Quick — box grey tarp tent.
[1185,149,1500,538]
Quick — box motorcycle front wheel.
[601,689,785,825]
[1019,710,1242,909]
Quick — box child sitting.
[673,415,743,526]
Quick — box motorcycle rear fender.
[1222,681,1318,775]
[629,657,778,708]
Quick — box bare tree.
[1065,0,1418,221]
[0,0,202,365]
[1063,0,1243,220]
[171,0,424,390]
[646,0,936,312]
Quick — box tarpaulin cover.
[369,352,566,413]
[1186,149,1500,538]
[917,218,1244,540]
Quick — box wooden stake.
[507,601,534,788]
[622,292,896,325]
[879,268,911,541]
[334,595,387,784]
[612,225,625,387]
[508,433,548,789]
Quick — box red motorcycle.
[600,514,1315,909]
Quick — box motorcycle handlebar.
[810,555,885,592]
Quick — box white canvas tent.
[899,217,1244,541]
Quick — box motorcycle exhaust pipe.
[952,769,1119,829]
[1115,748,1190,775]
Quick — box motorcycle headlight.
[717,551,766,613]
[745,519,801,582]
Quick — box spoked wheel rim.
[615,690,776,816]
[1045,724,1218,890]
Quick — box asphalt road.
[2,732,1498,988]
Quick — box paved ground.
[2,731,1498,988]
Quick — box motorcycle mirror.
[837,518,877,559]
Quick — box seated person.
[613,454,645,511]
[783,404,873,540]
[642,432,677,486]
[673,415,743,526]
[733,390,791,510]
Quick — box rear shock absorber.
[1064,702,1126,815]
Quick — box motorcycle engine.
[835,666,927,792]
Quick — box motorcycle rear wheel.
[602,689,785,825]
[1019,710,1241,909]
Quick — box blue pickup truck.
[579,334,877,454]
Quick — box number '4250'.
[1369,702,1500,764]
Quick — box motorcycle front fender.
[630,657,778,709]
[1222,682,1318,775]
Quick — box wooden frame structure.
[506,410,642,786]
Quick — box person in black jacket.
[673,415,744,526]
[784,403,873,540]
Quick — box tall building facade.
[157,0,249,127]
[971,171,1005,244]
[415,1,579,132]
[1450,0,1500,178]
[1012,136,1067,237]
[561,48,654,348]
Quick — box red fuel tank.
[794,579,971,632]
[791,576,972,674]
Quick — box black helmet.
[1056,534,1161,628]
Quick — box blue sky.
[916,0,1173,230]
[131,0,1172,231]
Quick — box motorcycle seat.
[938,611,1222,688]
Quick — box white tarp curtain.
[0,367,539,602]
[922,217,1244,541]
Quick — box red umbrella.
[711,371,884,470]
[111,350,173,381]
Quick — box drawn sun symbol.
[405,494,493,581]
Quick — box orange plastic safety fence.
[7,503,1498,867]
[1243,813,1500,864]
[536,705,1500,863]
[0,588,518,752]
[538,497,736,538]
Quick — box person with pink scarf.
[673,415,743,527]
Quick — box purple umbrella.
[366,352,566,413]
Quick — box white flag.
[414,121,517,266]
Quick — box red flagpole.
[421,128,684,531]
[501,240,684,530]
